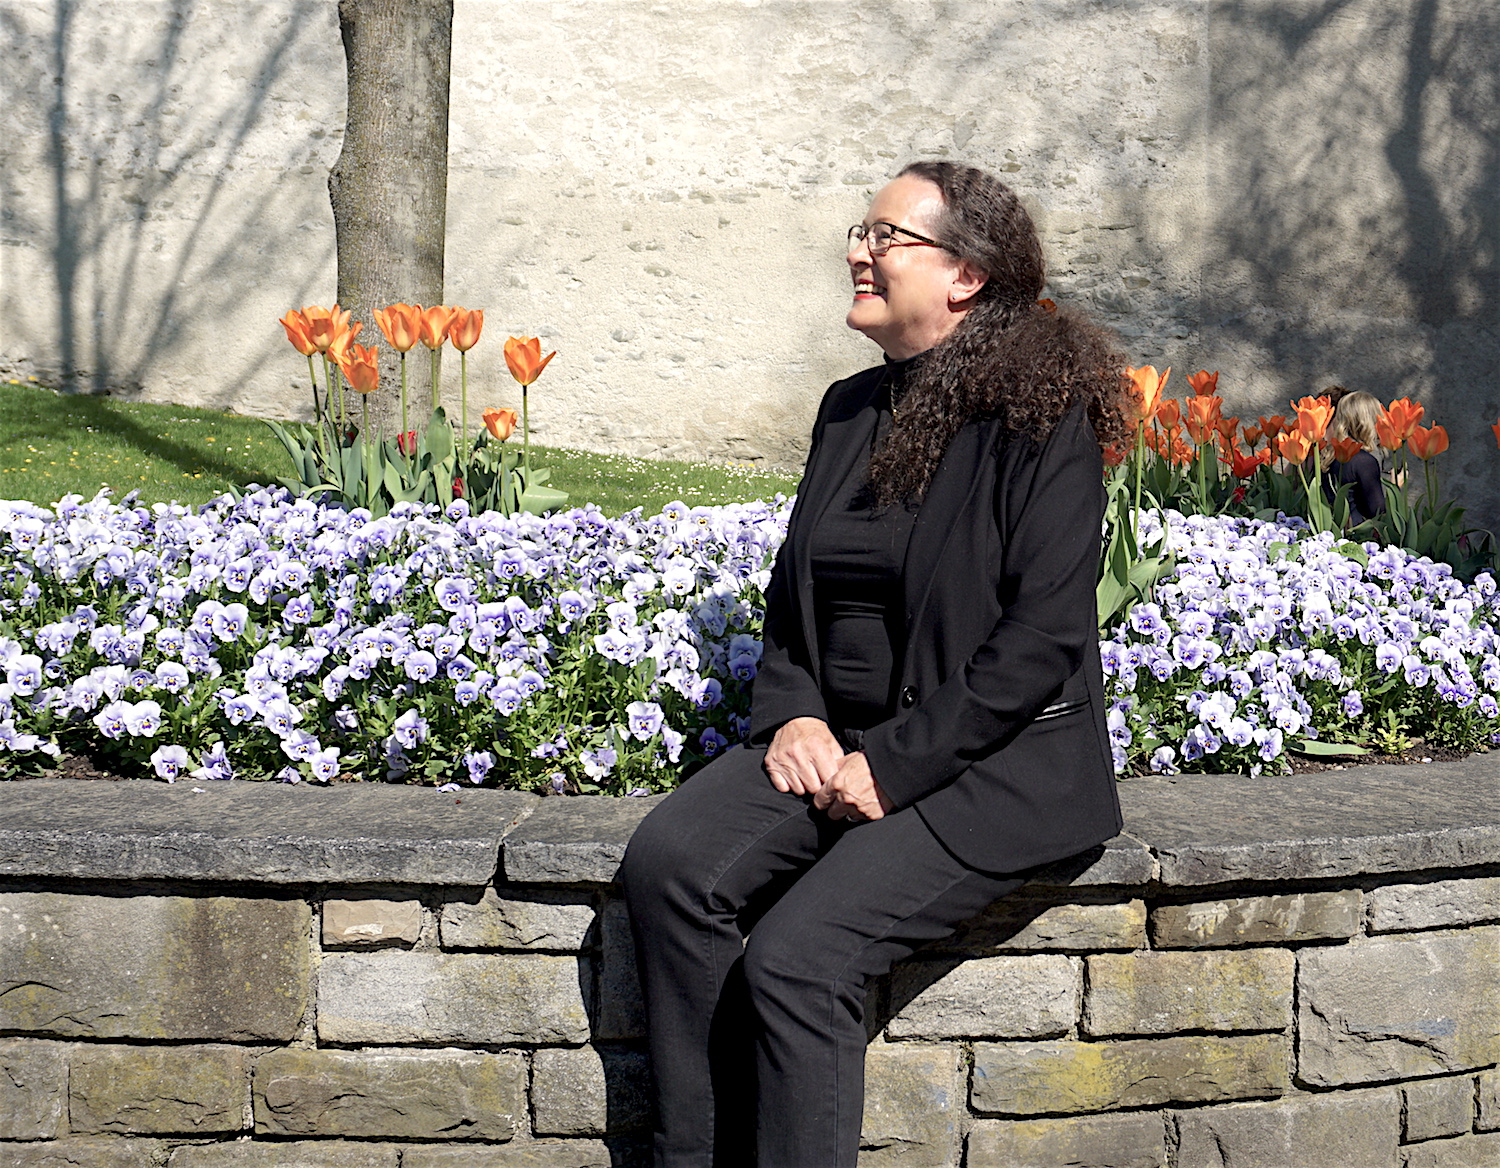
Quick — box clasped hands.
[764,716,893,822]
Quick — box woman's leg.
[619,746,848,1168]
[740,806,1025,1168]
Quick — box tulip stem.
[522,386,531,486]
[460,350,470,479]
[399,353,410,460]
[430,347,441,414]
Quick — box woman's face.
[846,175,981,360]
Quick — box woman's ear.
[948,261,987,305]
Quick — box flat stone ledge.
[1118,754,1500,886]
[501,794,665,885]
[2,754,1498,892]
[0,780,537,885]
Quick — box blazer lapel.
[901,419,996,646]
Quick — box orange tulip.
[1276,430,1314,466]
[1230,446,1272,478]
[279,309,318,356]
[298,305,354,355]
[1216,415,1239,444]
[1184,395,1223,445]
[1102,442,1128,468]
[1293,396,1334,444]
[418,305,456,350]
[326,319,363,366]
[1384,397,1425,441]
[1408,424,1449,460]
[505,336,557,387]
[376,304,422,353]
[337,343,380,395]
[1156,398,1181,431]
[1242,424,1264,449]
[1331,436,1363,464]
[1259,414,1288,442]
[483,407,519,441]
[1125,365,1170,425]
[1187,370,1220,397]
[449,307,484,352]
[1036,298,1057,314]
[1492,419,1500,450]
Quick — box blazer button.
[899,686,917,708]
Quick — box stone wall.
[1,0,1497,524]
[1,755,1498,1167]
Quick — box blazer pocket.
[1032,697,1089,723]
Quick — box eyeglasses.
[847,221,948,257]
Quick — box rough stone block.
[1367,877,1500,933]
[1297,928,1500,1086]
[942,898,1147,952]
[0,1038,66,1139]
[4,1139,165,1167]
[400,1143,616,1168]
[1403,1133,1500,1168]
[168,1142,401,1167]
[1481,1068,1500,1131]
[322,899,423,946]
[1405,1076,1477,1142]
[1083,949,1293,1036]
[1149,891,1361,947]
[594,899,646,1041]
[860,1042,964,1168]
[887,955,1077,1039]
[0,891,310,1041]
[967,1112,1167,1168]
[440,889,596,951]
[69,1044,249,1134]
[253,1047,525,1140]
[532,1046,651,1136]
[1171,1087,1400,1168]
[317,951,589,1044]
[971,1034,1289,1115]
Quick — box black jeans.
[618,744,1025,1168]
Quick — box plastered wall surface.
[2,0,1496,518]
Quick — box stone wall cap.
[0,779,538,886]
[1119,753,1500,886]
[501,793,666,885]
[2,753,1497,890]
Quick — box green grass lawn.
[0,381,800,514]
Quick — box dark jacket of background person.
[749,362,1122,873]
[1324,449,1386,524]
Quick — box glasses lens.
[868,225,895,255]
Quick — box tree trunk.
[329,0,453,435]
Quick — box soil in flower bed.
[10,742,1482,784]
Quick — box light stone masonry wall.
[2,763,1500,1166]
[2,1,1497,524]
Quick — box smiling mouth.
[853,281,886,298]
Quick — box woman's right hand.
[764,717,846,796]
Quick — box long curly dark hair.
[867,161,1132,504]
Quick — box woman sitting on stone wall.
[620,160,1132,1168]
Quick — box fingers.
[765,718,845,796]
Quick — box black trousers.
[618,744,1025,1168]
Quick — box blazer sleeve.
[861,405,1105,808]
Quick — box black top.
[806,361,918,731]
[1324,449,1385,523]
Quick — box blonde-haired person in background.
[1324,390,1387,523]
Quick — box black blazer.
[749,363,1122,873]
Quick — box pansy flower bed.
[0,489,783,793]
[1,491,1497,787]
[1103,510,1500,775]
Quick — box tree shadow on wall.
[1201,0,1499,443]
[0,0,338,403]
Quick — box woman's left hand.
[814,752,894,823]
